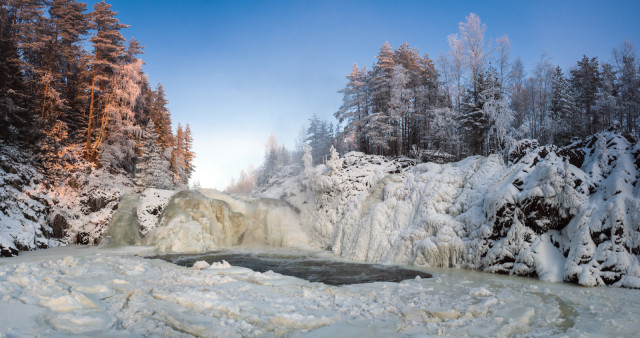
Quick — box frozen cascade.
[146,189,308,253]
[105,193,141,246]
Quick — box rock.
[51,213,68,239]
[76,232,91,245]
[0,244,18,257]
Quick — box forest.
[0,0,194,188]
[233,13,640,193]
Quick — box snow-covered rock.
[0,142,59,256]
[261,130,640,288]
[0,141,144,256]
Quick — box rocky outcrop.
[265,130,640,288]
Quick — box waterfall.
[145,189,309,253]
[106,193,141,247]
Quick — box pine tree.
[0,4,32,141]
[614,42,639,135]
[306,114,334,164]
[99,58,143,172]
[459,71,490,155]
[135,120,173,189]
[593,63,618,131]
[149,83,174,151]
[389,63,411,155]
[171,123,187,187]
[183,123,195,180]
[549,66,577,145]
[570,55,601,137]
[49,0,88,114]
[85,0,128,159]
[335,63,369,153]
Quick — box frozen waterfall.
[106,193,141,247]
[145,189,309,253]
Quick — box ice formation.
[105,194,141,246]
[145,189,309,252]
[262,130,640,288]
[1,246,639,336]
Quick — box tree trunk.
[85,73,96,158]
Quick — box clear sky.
[88,0,640,190]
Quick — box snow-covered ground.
[1,246,639,336]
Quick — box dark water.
[150,250,431,285]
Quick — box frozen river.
[152,250,432,285]
[0,246,638,336]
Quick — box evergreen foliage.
[0,1,195,189]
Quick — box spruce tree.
[570,55,601,137]
[549,66,577,145]
[135,120,173,189]
[85,0,128,159]
[149,83,173,151]
[335,64,369,153]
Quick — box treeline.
[234,12,640,194]
[335,13,640,159]
[0,0,194,188]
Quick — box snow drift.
[261,129,640,288]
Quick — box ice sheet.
[1,246,638,336]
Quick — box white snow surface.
[1,246,639,336]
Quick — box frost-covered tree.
[335,64,369,153]
[225,168,254,194]
[326,145,340,173]
[306,114,334,164]
[549,66,577,145]
[99,58,143,172]
[495,34,511,88]
[302,144,313,180]
[593,63,618,131]
[389,64,411,155]
[135,120,173,189]
[254,133,293,188]
[431,107,459,156]
[614,41,639,135]
[570,55,601,137]
[460,13,490,98]
[85,0,128,159]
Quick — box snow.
[256,130,640,287]
[1,246,639,336]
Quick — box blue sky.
[88,0,640,189]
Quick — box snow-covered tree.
[135,120,173,189]
[389,64,411,155]
[570,55,601,137]
[306,114,334,164]
[335,64,369,153]
[302,144,313,180]
[99,58,143,172]
[549,66,577,145]
[614,41,639,135]
[85,0,128,159]
[326,145,340,173]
